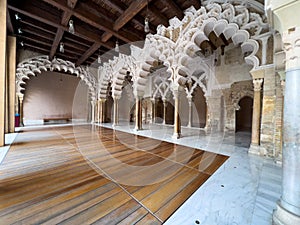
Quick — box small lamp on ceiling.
[20,41,24,47]
[59,42,64,53]
[68,20,75,34]
[18,28,22,34]
[15,13,21,20]
[144,17,150,33]
[144,0,150,33]
[98,51,101,64]
[115,40,119,52]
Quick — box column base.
[134,127,143,132]
[112,124,119,128]
[248,144,261,155]
[172,132,181,139]
[273,202,300,225]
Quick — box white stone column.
[100,98,106,123]
[90,100,96,124]
[113,96,120,127]
[172,87,182,139]
[273,27,300,225]
[151,98,156,123]
[0,0,7,146]
[187,96,192,128]
[162,98,167,125]
[248,78,263,155]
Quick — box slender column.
[90,100,96,123]
[113,96,120,127]
[162,98,167,125]
[187,96,192,127]
[248,78,263,155]
[151,98,156,123]
[100,99,106,123]
[19,96,24,127]
[7,36,16,133]
[273,27,300,225]
[134,96,143,130]
[172,88,181,139]
[0,0,7,146]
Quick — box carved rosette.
[282,27,300,71]
[253,78,263,92]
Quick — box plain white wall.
[23,71,89,124]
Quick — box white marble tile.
[97,122,282,225]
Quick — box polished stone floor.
[0,122,282,225]
[99,122,282,225]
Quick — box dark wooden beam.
[18,35,53,47]
[49,28,64,59]
[148,5,169,27]
[49,0,78,60]
[40,0,141,43]
[76,43,101,66]
[163,0,184,19]
[8,5,114,49]
[103,0,153,32]
[101,0,152,43]
[7,10,14,34]
[20,18,56,35]
[22,26,55,41]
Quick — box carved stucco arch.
[16,55,97,100]
[136,2,268,92]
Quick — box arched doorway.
[236,96,253,132]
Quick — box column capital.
[253,78,263,92]
[100,98,107,103]
[282,27,300,71]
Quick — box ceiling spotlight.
[15,13,21,20]
[59,42,64,53]
[144,0,150,33]
[20,41,24,47]
[18,28,22,34]
[144,17,150,33]
[68,20,75,34]
[115,40,119,52]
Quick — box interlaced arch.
[16,55,97,100]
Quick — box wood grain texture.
[0,125,228,224]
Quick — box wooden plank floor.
[0,125,228,224]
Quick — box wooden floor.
[0,125,228,224]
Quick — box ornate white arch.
[136,2,269,92]
[16,55,97,100]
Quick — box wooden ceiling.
[7,0,201,66]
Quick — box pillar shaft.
[172,89,181,139]
[91,100,95,123]
[187,97,192,127]
[19,96,24,127]
[163,99,167,125]
[151,98,156,123]
[248,78,263,155]
[99,99,106,123]
[273,26,300,224]
[113,97,119,126]
[7,36,16,133]
[0,0,7,146]
[134,97,142,130]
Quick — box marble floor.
[0,122,282,225]
[99,122,282,225]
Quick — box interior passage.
[0,125,228,224]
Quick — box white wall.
[23,71,89,125]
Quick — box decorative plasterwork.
[97,2,269,100]
[16,55,97,100]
